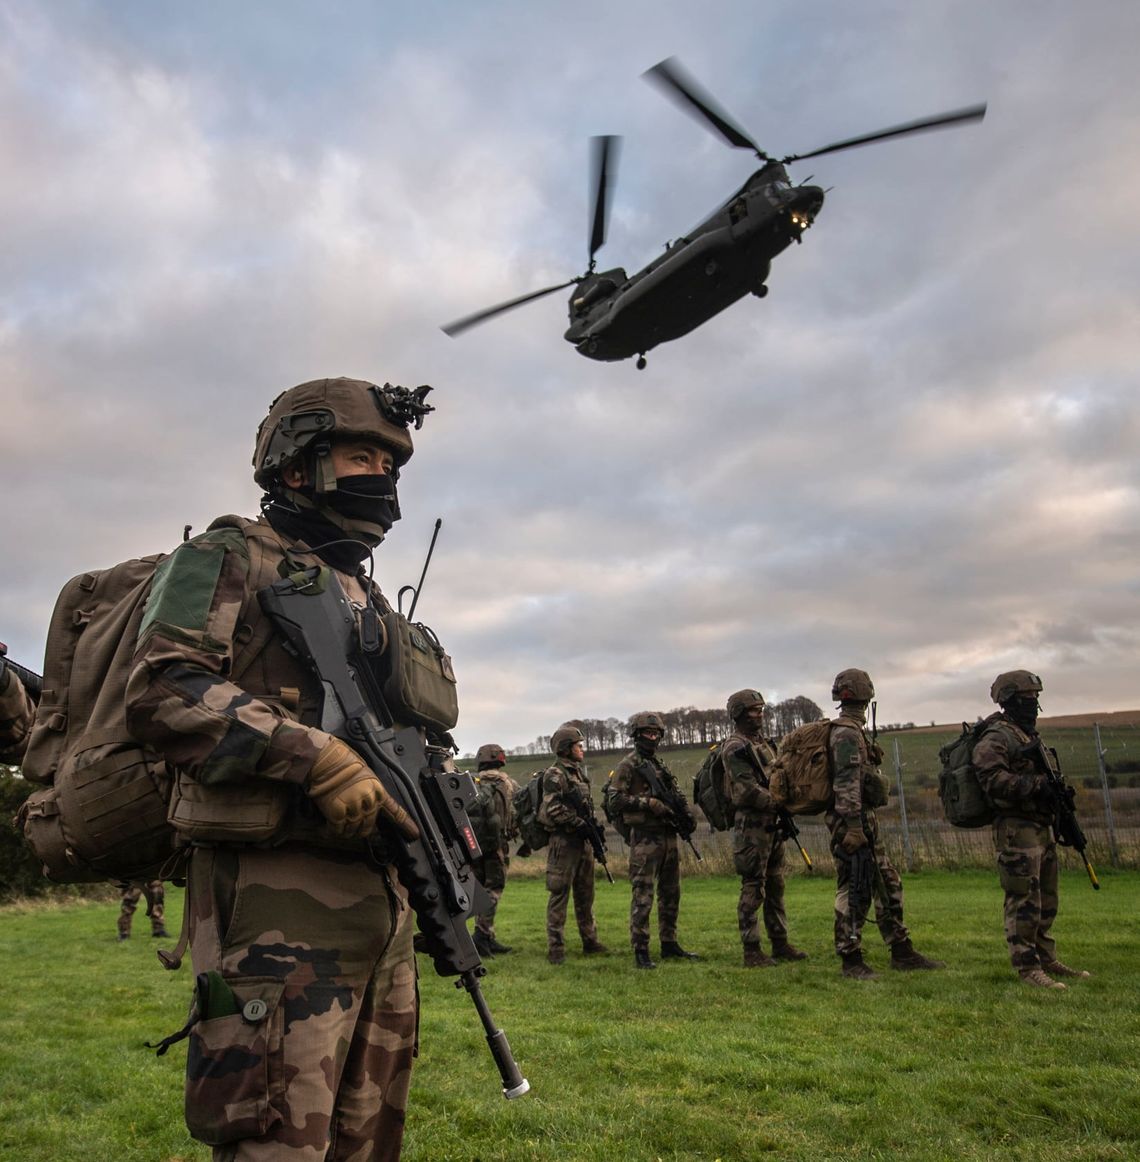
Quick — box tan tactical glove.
[839,827,868,854]
[307,738,420,840]
[644,797,671,817]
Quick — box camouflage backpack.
[767,719,836,815]
[511,771,550,852]
[692,742,734,831]
[938,716,998,828]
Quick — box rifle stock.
[258,568,529,1099]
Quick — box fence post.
[1093,722,1120,867]
[893,737,914,872]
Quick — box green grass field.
[1,869,1136,1161]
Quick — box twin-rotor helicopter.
[442,57,986,369]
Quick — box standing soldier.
[722,689,807,968]
[116,879,169,941]
[826,669,944,979]
[0,657,36,764]
[125,377,432,1160]
[974,670,1090,990]
[539,724,608,964]
[609,711,700,969]
[469,743,520,957]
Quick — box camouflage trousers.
[118,880,166,937]
[473,853,507,939]
[545,832,599,952]
[185,845,417,1162]
[993,816,1058,970]
[627,829,680,949]
[732,814,789,948]
[826,812,909,956]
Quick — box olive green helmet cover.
[990,670,1043,705]
[727,689,765,721]
[550,725,584,756]
[831,668,875,702]
[628,711,666,736]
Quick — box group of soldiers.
[462,668,1089,994]
[0,376,1090,1162]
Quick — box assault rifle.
[846,838,877,927]
[568,783,615,884]
[258,568,529,1099]
[773,809,813,870]
[638,759,702,861]
[1023,738,1100,891]
[0,642,43,701]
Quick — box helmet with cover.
[628,711,666,737]
[990,670,1043,706]
[726,689,765,722]
[476,743,507,767]
[550,725,584,757]
[831,668,875,703]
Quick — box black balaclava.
[1005,694,1040,733]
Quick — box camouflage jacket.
[973,714,1053,826]
[0,667,35,765]
[471,769,520,858]
[828,713,886,823]
[538,758,594,835]
[609,750,692,834]
[124,514,393,848]
[721,731,776,819]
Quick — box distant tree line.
[506,696,824,758]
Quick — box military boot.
[473,931,496,958]
[485,936,513,954]
[660,941,700,961]
[1042,960,1090,979]
[771,939,808,961]
[841,951,878,980]
[743,942,776,968]
[1019,966,1065,990]
[547,947,566,966]
[151,927,170,939]
[889,939,945,971]
[634,947,657,970]
[582,939,609,955]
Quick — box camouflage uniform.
[723,731,792,956]
[973,714,1060,973]
[825,714,909,958]
[0,664,35,764]
[608,751,691,951]
[470,768,519,943]
[117,879,167,939]
[539,757,601,957]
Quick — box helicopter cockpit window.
[729,197,748,224]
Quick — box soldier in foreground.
[469,743,520,956]
[539,725,609,964]
[116,879,169,941]
[0,656,36,763]
[722,690,808,968]
[608,711,699,969]
[125,377,430,1160]
[826,669,944,979]
[973,670,1090,990]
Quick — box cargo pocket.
[184,973,286,1146]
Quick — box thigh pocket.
[184,973,286,1146]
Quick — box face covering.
[1006,694,1039,732]
[635,734,659,758]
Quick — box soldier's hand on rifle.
[643,797,670,818]
[307,738,420,840]
[839,827,868,854]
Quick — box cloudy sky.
[2,0,1137,754]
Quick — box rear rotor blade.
[782,102,987,163]
[441,278,580,337]
[588,134,620,266]
[643,57,768,159]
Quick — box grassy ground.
[0,869,1136,1162]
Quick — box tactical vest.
[977,717,1053,826]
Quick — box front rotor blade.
[643,57,768,158]
[588,135,620,265]
[441,278,580,337]
[783,102,987,163]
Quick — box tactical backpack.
[692,742,734,831]
[938,716,998,828]
[601,771,632,842]
[511,771,550,852]
[767,719,836,815]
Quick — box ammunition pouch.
[373,611,459,733]
[863,768,892,809]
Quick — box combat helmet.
[727,689,765,721]
[476,743,507,767]
[990,670,1043,705]
[253,378,434,489]
[550,725,584,757]
[832,669,875,703]
[628,711,666,737]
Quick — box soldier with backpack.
[826,669,944,980]
[722,690,808,968]
[123,377,433,1160]
[973,670,1090,990]
[608,711,699,969]
[468,743,520,957]
[116,879,169,941]
[539,724,609,964]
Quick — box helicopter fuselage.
[564,163,824,362]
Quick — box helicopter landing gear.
[636,354,647,370]
[752,283,769,298]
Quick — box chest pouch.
[367,609,459,733]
